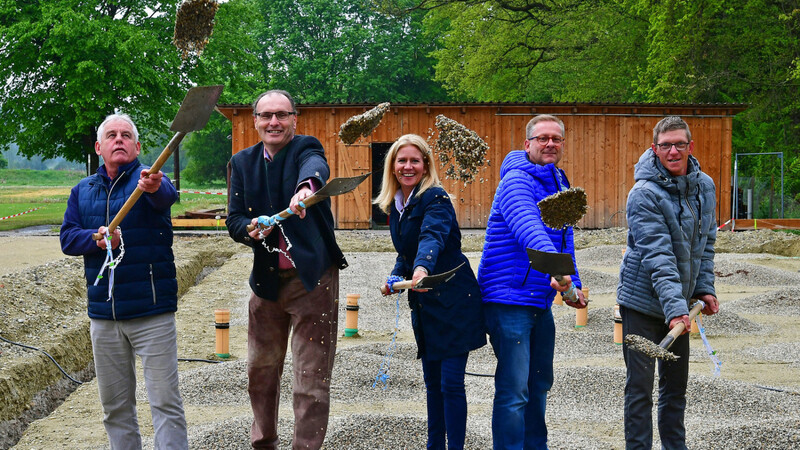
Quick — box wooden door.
[333,142,371,229]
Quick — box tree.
[634,0,800,213]
[180,113,231,186]
[182,0,268,103]
[177,0,268,186]
[0,0,187,169]
[256,0,450,102]
[413,0,650,102]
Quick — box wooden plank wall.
[218,104,743,229]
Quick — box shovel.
[92,84,224,240]
[380,262,465,295]
[625,301,704,361]
[526,248,581,304]
[247,172,372,231]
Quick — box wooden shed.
[217,102,747,229]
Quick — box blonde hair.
[373,134,442,214]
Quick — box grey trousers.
[90,313,188,450]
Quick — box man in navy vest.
[60,113,187,449]
[227,90,347,449]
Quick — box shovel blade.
[316,172,371,198]
[526,248,575,277]
[170,85,224,133]
[416,262,465,289]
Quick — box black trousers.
[621,306,690,450]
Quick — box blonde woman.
[375,134,485,450]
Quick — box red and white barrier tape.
[178,190,226,196]
[0,207,41,221]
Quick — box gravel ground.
[4,228,800,449]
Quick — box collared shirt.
[393,186,418,221]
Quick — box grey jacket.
[617,149,717,322]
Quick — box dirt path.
[0,235,65,273]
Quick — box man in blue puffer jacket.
[60,113,187,449]
[478,114,587,450]
[617,116,719,450]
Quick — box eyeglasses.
[254,111,296,121]
[528,135,564,145]
[655,142,689,151]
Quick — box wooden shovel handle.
[91,132,185,240]
[658,301,704,349]
[380,279,416,295]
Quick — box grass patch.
[0,170,228,231]
[0,168,84,186]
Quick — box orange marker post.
[575,288,589,328]
[344,294,360,337]
[214,309,230,358]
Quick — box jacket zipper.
[684,183,698,287]
[149,264,157,305]
[105,170,126,320]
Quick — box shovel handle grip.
[658,301,704,349]
[380,279,415,295]
[92,132,186,241]
[245,193,326,232]
[553,275,579,303]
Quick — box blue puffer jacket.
[477,150,581,308]
[617,149,717,322]
[60,159,178,321]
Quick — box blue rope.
[93,229,124,301]
[257,200,308,227]
[374,275,404,389]
[695,304,722,377]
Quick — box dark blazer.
[227,136,347,300]
[390,185,486,361]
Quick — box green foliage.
[0,1,186,163]
[183,0,269,103]
[408,0,800,216]
[256,0,449,102]
[422,0,650,102]
[181,114,231,186]
[0,153,7,169]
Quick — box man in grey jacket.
[617,116,720,449]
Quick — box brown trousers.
[247,266,339,449]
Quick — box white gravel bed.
[740,342,800,368]
[697,310,771,336]
[10,228,800,450]
[574,268,618,295]
[724,287,800,317]
[712,257,800,286]
[576,244,625,267]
